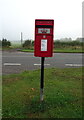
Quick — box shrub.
[2,38,11,47]
[23,40,32,49]
[0,40,2,46]
[54,40,82,49]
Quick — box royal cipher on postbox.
[34,19,54,57]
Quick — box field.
[2,67,83,118]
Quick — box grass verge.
[21,48,83,53]
[2,67,83,118]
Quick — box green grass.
[2,68,83,118]
[21,47,83,53]
[2,43,22,51]
[21,49,34,52]
[54,47,83,53]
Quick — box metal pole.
[21,32,23,47]
[40,57,45,101]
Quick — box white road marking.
[3,56,33,58]
[65,64,84,67]
[4,63,21,66]
[34,64,50,66]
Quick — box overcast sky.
[0,0,83,41]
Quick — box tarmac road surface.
[2,51,83,74]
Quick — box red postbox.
[34,19,54,57]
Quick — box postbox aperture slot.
[35,25,53,28]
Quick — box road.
[2,51,83,74]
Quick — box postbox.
[34,19,54,57]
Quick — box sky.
[0,0,83,41]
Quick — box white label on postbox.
[41,39,47,51]
[38,28,50,34]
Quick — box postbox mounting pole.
[40,57,45,101]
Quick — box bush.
[0,40,2,46]
[32,41,34,46]
[54,40,82,49]
[2,38,11,47]
[23,40,32,49]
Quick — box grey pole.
[21,32,23,47]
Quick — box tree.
[23,40,32,48]
[32,41,34,46]
[0,40,2,46]
[2,38,11,47]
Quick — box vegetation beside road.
[0,38,84,53]
[21,48,83,53]
[20,40,83,53]
[21,39,83,53]
[3,67,82,118]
